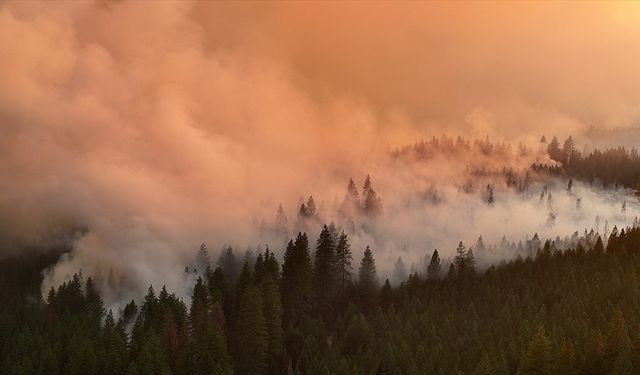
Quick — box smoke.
[0,1,639,306]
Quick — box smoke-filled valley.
[5,2,640,375]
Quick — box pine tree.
[453,241,475,277]
[189,278,232,374]
[605,309,632,374]
[348,178,360,205]
[426,249,442,280]
[142,286,159,332]
[195,243,210,275]
[487,184,495,205]
[562,136,576,166]
[547,136,561,161]
[254,253,265,284]
[218,246,239,285]
[335,231,353,298]
[519,326,553,375]
[85,276,104,325]
[306,196,316,217]
[362,175,382,216]
[261,274,284,374]
[281,233,313,325]
[235,260,253,304]
[313,224,337,319]
[263,246,280,282]
[235,286,268,375]
[136,330,171,375]
[359,246,378,312]
[592,236,605,255]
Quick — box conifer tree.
[235,286,268,375]
[519,326,553,375]
[547,136,561,162]
[261,274,284,374]
[347,178,360,205]
[218,246,239,286]
[362,175,382,216]
[281,233,313,325]
[335,231,353,297]
[313,224,337,318]
[426,249,442,280]
[358,246,378,312]
[263,246,280,282]
[487,184,495,205]
[453,241,475,277]
[195,243,210,275]
[189,278,232,374]
[235,260,253,304]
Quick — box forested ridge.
[535,135,640,190]
[3,223,640,374]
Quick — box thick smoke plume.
[0,1,639,307]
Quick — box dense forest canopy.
[5,1,640,374]
[4,222,640,374]
[3,131,640,374]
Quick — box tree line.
[536,135,640,189]
[4,223,640,374]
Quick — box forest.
[3,218,640,375]
[3,137,640,375]
[7,2,640,374]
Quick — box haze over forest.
[4,2,640,375]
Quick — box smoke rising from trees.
[1,1,640,306]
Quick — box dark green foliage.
[452,241,475,277]
[313,224,337,319]
[519,326,553,375]
[358,246,378,313]
[6,224,640,374]
[538,135,640,189]
[235,286,267,375]
[281,233,312,326]
[426,249,442,280]
[335,231,353,299]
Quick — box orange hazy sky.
[3,0,640,292]
[189,1,640,140]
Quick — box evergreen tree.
[261,274,284,374]
[453,241,475,277]
[135,331,171,375]
[281,233,313,325]
[348,178,360,205]
[218,246,239,286]
[189,278,232,374]
[547,136,561,162]
[426,249,442,280]
[487,184,495,205]
[235,286,268,375]
[306,196,316,217]
[362,175,382,216]
[263,246,280,282]
[519,326,553,375]
[605,309,632,374]
[235,260,253,304]
[359,246,378,312]
[195,243,210,275]
[335,231,353,297]
[313,224,337,319]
